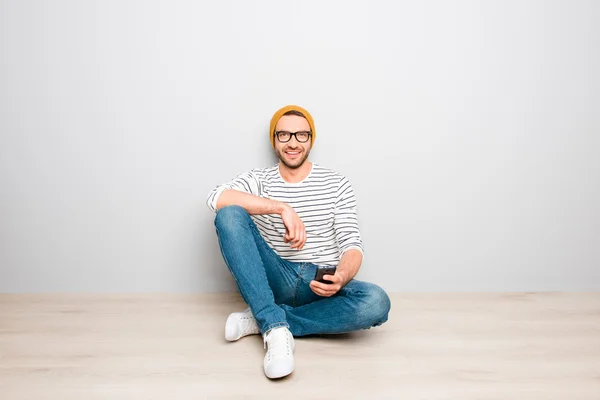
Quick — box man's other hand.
[281,204,306,250]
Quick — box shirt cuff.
[341,246,363,256]
[208,186,228,212]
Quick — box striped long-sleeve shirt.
[206,163,363,267]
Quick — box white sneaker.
[263,327,295,379]
[225,308,260,342]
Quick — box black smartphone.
[314,266,336,284]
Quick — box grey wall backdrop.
[1,0,598,293]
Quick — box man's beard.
[277,148,310,169]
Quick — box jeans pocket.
[300,263,318,284]
[293,264,324,307]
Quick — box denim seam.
[215,227,239,284]
[292,263,307,308]
[264,321,290,335]
[249,219,291,273]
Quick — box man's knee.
[214,205,251,231]
[358,284,391,327]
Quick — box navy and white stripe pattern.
[207,163,363,266]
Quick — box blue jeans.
[214,205,391,336]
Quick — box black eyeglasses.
[275,131,312,143]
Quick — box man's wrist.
[337,269,349,286]
[272,200,288,215]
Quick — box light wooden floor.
[0,293,599,399]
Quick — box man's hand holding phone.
[310,268,348,297]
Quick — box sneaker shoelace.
[263,329,292,361]
[239,313,258,336]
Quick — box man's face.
[274,115,312,169]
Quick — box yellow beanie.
[269,105,316,148]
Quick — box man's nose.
[288,135,299,146]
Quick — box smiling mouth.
[285,150,301,158]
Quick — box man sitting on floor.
[206,105,391,379]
